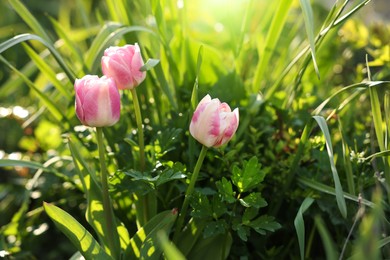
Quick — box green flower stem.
[96,127,120,259]
[130,88,156,227]
[130,88,145,171]
[173,145,208,242]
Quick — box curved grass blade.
[314,216,338,260]
[157,231,186,260]
[8,0,52,42]
[43,202,112,260]
[299,0,320,78]
[22,43,72,100]
[252,0,293,91]
[0,55,66,122]
[0,33,76,82]
[294,197,315,260]
[297,176,379,209]
[313,116,347,218]
[0,159,48,170]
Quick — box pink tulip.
[101,44,146,90]
[190,95,239,148]
[74,75,120,127]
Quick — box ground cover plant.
[0,0,389,259]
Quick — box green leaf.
[191,45,203,110]
[0,33,76,82]
[314,216,338,260]
[22,43,72,100]
[252,0,293,91]
[239,192,268,208]
[155,168,186,186]
[140,58,160,71]
[313,116,347,218]
[0,55,67,122]
[0,159,48,170]
[203,220,227,238]
[242,207,259,223]
[175,218,207,256]
[190,193,213,218]
[125,209,178,259]
[157,231,186,260]
[8,0,52,42]
[248,215,281,235]
[216,177,236,203]
[186,233,232,260]
[43,202,112,260]
[232,156,265,193]
[299,0,320,78]
[294,197,315,260]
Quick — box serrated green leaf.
[203,220,227,238]
[140,58,160,71]
[232,156,265,193]
[190,193,213,218]
[248,215,281,235]
[239,192,268,208]
[155,168,186,187]
[216,177,236,203]
[43,202,111,260]
[233,223,250,242]
[242,207,259,223]
[211,196,227,219]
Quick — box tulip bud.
[101,43,146,90]
[190,94,239,148]
[74,75,120,127]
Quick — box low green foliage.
[1,0,390,259]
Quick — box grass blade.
[299,0,320,78]
[0,55,66,122]
[22,43,72,100]
[0,33,76,82]
[252,0,293,91]
[294,197,315,260]
[8,0,52,42]
[314,216,338,260]
[313,116,347,218]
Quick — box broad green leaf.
[232,156,265,193]
[190,193,213,218]
[216,177,236,204]
[175,218,207,256]
[299,0,320,78]
[294,197,315,260]
[43,202,112,260]
[155,168,186,187]
[186,233,232,260]
[140,58,160,72]
[157,231,186,260]
[313,116,347,218]
[68,138,128,253]
[125,210,178,259]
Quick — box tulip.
[190,94,239,147]
[101,44,146,90]
[74,75,120,127]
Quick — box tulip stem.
[130,88,145,171]
[173,145,208,242]
[96,127,120,259]
[131,88,156,227]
